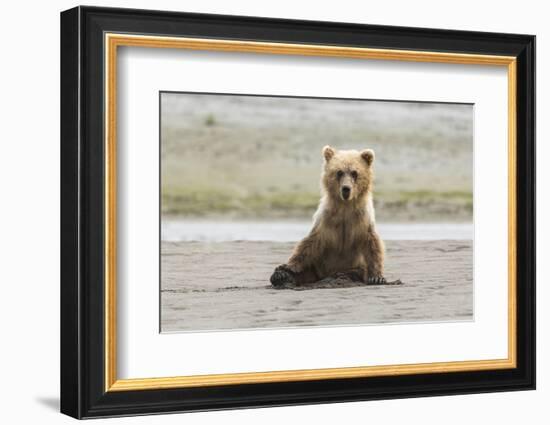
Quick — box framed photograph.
[60,6,535,419]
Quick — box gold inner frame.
[104,33,517,392]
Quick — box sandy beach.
[161,239,473,332]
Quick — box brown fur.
[270,145,385,286]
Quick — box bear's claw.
[367,276,387,285]
[270,265,296,288]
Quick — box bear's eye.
[336,170,344,179]
[351,170,358,180]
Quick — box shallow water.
[162,220,472,242]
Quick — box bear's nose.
[341,186,351,199]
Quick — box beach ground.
[161,240,473,332]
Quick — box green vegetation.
[204,114,216,127]
[162,187,321,218]
[161,187,472,221]
[374,190,473,221]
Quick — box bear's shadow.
[272,274,403,291]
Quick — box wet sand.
[161,240,473,332]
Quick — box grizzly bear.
[270,145,386,287]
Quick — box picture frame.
[60,5,535,419]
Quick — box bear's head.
[321,145,375,203]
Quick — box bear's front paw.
[270,264,296,288]
[283,262,302,273]
[366,276,387,285]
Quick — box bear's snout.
[341,185,351,200]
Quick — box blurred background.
[160,92,473,241]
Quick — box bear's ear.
[360,149,375,166]
[323,145,335,162]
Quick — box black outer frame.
[60,5,536,419]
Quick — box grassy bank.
[161,94,473,223]
[162,187,472,221]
